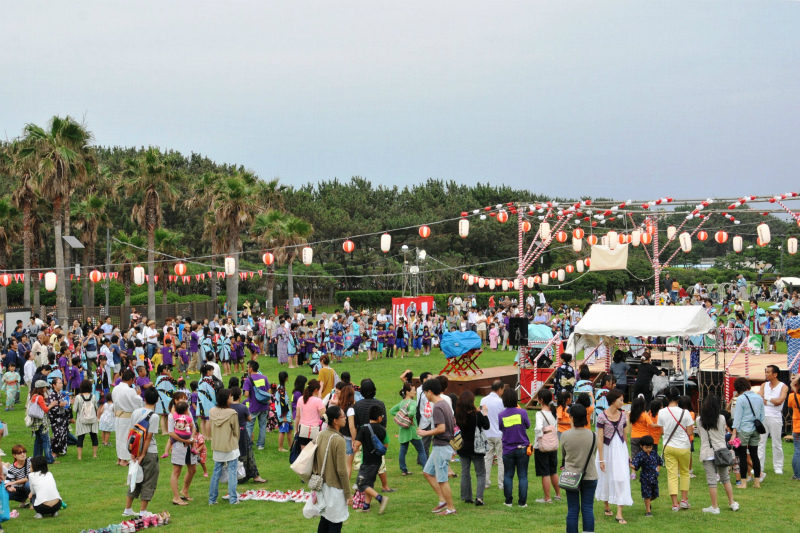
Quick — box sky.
[2,1,799,201]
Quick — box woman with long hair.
[698,394,738,513]
[595,388,632,523]
[336,385,358,478]
[455,390,491,506]
[297,379,324,450]
[47,377,71,456]
[276,371,294,452]
[658,386,696,510]
[533,388,561,503]
[208,389,241,505]
[314,405,352,532]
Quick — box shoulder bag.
[743,394,766,434]
[559,432,596,491]
[703,422,734,467]
[473,412,488,454]
[660,408,686,460]
[537,411,559,453]
[308,433,335,491]
[394,400,414,429]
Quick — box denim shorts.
[424,444,453,483]
[345,437,353,455]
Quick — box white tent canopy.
[568,305,716,356]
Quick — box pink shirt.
[298,396,324,426]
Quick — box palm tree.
[22,116,94,325]
[154,227,188,305]
[3,140,38,308]
[111,230,146,307]
[253,210,313,315]
[122,147,182,319]
[0,197,20,312]
[72,194,110,306]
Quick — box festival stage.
[412,365,519,396]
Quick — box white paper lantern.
[44,271,57,292]
[631,229,641,247]
[478,277,485,288]
[488,279,496,290]
[133,266,145,286]
[541,273,549,285]
[540,222,551,241]
[513,279,520,290]
[787,237,797,255]
[608,231,618,250]
[733,235,743,253]
[501,280,509,291]
[468,275,475,285]
[757,223,771,245]
[458,219,470,238]
[576,260,585,273]
[380,233,391,253]
[302,246,313,265]
[667,226,677,240]
[526,276,535,288]
[601,235,609,247]
[679,232,692,253]
[557,269,565,282]
[224,256,236,275]
[572,237,582,252]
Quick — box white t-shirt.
[208,362,222,381]
[130,407,159,455]
[29,471,61,506]
[479,392,505,438]
[143,326,159,345]
[657,406,694,449]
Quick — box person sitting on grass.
[29,455,62,519]
[352,405,391,514]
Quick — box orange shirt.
[582,405,594,429]
[649,413,663,444]
[788,393,800,434]
[688,412,696,442]
[631,412,652,439]
[557,406,572,433]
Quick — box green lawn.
[6,348,797,533]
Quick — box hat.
[34,380,50,389]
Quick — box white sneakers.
[702,507,720,514]
[122,509,138,517]
[730,502,740,511]
[775,469,783,475]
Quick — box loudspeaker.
[508,317,529,347]
[699,370,725,402]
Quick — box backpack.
[538,411,559,453]
[365,423,387,456]
[79,394,97,424]
[127,412,155,458]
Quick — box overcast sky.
[2,1,799,200]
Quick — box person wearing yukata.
[197,365,217,437]
[154,365,177,435]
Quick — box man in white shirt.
[112,370,145,467]
[123,387,159,518]
[538,291,546,305]
[343,298,351,313]
[32,333,50,368]
[480,380,506,490]
[526,294,535,309]
[409,370,435,458]
[758,365,788,475]
[452,295,463,314]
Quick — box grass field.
[6,347,797,533]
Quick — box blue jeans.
[566,479,597,533]
[246,411,269,448]
[208,458,239,504]
[502,448,529,505]
[399,439,428,473]
[33,425,55,464]
[8,481,31,502]
[146,343,158,360]
[792,433,800,480]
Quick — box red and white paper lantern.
[419,225,431,238]
[343,240,355,253]
[89,269,103,283]
[174,263,187,276]
[714,231,728,244]
[262,252,275,265]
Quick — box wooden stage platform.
[440,365,518,396]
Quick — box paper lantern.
[607,231,618,250]
[667,226,677,240]
[646,222,655,235]
[468,275,475,286]
[513,279,520,290]
[343,240,355,253]
[555,231,568,243]
[458,219,469,238]
[557,269,565,282]
[584,258,591,268]
[133,266,145,286]
[631,230,641,247]
[714,231,728,244]
[573,228,585,240]
[173,263,187,276]
[462,273,469,281]
[533,275,541,284]
[540,222,551,240]
[478,277,485,288]
[572,237,583,252]
[679,232,692,252]
[45,271,57,292]
[733,235,743,253]
[756,223,771,245]
[301,247,313,265]
[619,233,630,245]
[587,235,598,246]
[641,233,652,245]
[262,252,275,265]
[380,233,391,253]
[521,220,531,233]
[576,260,585,273]
[696,230,708,242]
[496,278,502,285]
[419,225,431,239]
[549,270,558,279]
[488,279,496,290]
[224,256,236,275]
[541,273,549,285]
[89,269,102,283]
[788,237,798,255]
[497,211,509,223]
[501,280,509,291]
[757,237,767,247]
[0,273,11,287]
[566,265,575,274]
[526,276,535,288]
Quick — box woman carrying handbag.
[698,395,739,514]
[560,404,597,533]
[306,406,352,533]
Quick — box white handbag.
[290,438,318,482]
[302,489,326,518]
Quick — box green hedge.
[335,290,586,311]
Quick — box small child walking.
[2,362,21,411]
[630,435,663,517]
[99,396,116,446]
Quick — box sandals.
[604,510,614,516]
[401,471,414,476]
[616,518,628,524]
